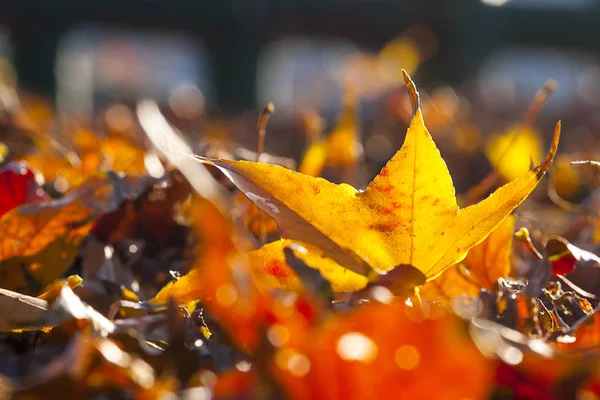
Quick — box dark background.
[1,0,598,112]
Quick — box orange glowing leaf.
[193,72,559,285]
[21,135,147,191]
[100,137,147,176]
[151,197,270,349]
[273,300,493,400]
[421,215,515,305]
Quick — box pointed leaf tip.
[536,120,561,178]
[402,70,420,115]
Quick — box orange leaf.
[151,197,320,351]
[151,197,269,349]
[274,300,493,400]
[0,175,116,293]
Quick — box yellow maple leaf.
[195,72,559,286]
[247,239,368,293]
[420,215,514,305]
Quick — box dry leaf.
[298,89,361,177]
[0,174,118,293]
[325,86,362,167]
[194,72,560,288]
[151,197,269,349]
[247,239,368,293]
[273,300,493,400]
[421,215,515,305]
[545,236,600,276]
[0,161,47,218]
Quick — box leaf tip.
[402,70,420,115]
[536,120,561,178]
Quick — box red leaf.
[0,162,47,219]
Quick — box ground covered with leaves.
[2,72,600,399]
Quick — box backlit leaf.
[194,72,560,286]
[421,215,515,305]
[273,300,493,400]
[247,239,368,293]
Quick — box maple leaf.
[420,215,515,305]
[247,239,368,293]
[193,71,560,285]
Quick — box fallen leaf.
[0,161,47,218]
[194,72,560,286]
[16,334,161,399]
[298,89,362,178]
[421,215,515,305]
[545,236,600,276]
[21,135,148,192]
[151,197,269,350]
[92,172,191,248]
[247,239,368,293]
[298,109,327,177]
[100,137,147,176]
[0,174,119,293]
[273,300,493,400]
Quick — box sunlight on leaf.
[247,239,369,293]
[193,72,560,288]
[421,216,514,305]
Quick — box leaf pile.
[3,71,600,400]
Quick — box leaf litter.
[3,70,600,400]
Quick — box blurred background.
[1,0,600,197]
